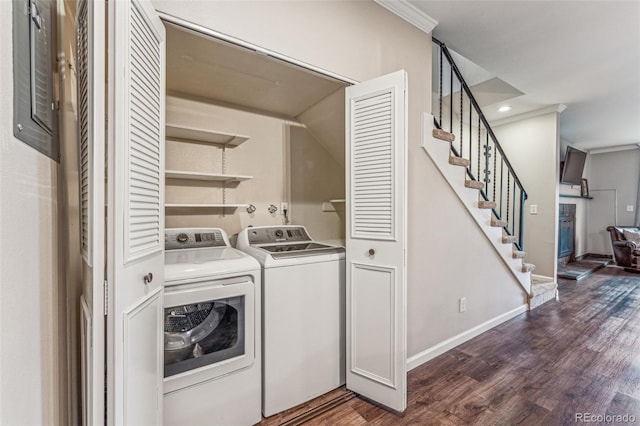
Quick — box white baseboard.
[406,304,528,371]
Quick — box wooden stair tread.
[512,250,527,259]
[449,156,470,167]
[478,200,496,209]
[502,235,517,244]
[465,180,484,190]
[491,219,508,227]
[433,128,455,142]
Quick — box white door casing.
[76,0,105,424]
[107,0,165,424]
[345,70,408,412]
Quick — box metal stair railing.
[432,37,528,250]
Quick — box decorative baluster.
[506,173,510,223]
[500,160,504,217]
[477,118,481,179]
[439,46,443,127]
[492,140,497,203]
[468,101,472,169]
[484,133,491,191]
[519,190,526,249]
[512,179,517,238]
[450,66,453,133]
[460,88,463,155]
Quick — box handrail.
[432,37,528,250]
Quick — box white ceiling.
[408,0,640,151]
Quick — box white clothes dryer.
[163,228,261,426]
[236,225,345,417]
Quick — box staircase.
[429,38,557,309]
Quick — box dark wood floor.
[269,267,640,425]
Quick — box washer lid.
[258,242,345,259]
[165,247,259,282]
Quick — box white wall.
[154,0,529,364]
[0,1,64,424]
[493,112,560,277]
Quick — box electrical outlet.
[627,205,634,212]
[459,297,466,313]
[530,204,538,215]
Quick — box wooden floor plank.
[257,267,640,425]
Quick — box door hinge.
[103,280,108,316]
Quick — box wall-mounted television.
[560,146,587,185]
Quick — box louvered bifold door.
[76,0,106,425]
[109,0,165,424]
[125,1,163,262]
[345,70,407,412]
[351,90,395,239]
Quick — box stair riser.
[529,289,558,310]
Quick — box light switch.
[530,204,538,215]
[627,205,634,212]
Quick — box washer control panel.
[246,226,311,245]
[165,228,228,250]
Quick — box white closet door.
[108,0,165,424]
[77,0,105,424]
[345,70,407,412]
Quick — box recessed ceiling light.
[498,105,511,113]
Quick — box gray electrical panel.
[13,0,59,161]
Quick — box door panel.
[345,70,407,412]
[108,0,165,424]
[122,288,163,426]
[350,263,396,386]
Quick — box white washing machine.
[163,228,261,426]
[236,225,345,417]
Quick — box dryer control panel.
[165,228,229,250]
[246,226,311,245]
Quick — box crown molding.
[374,0,438,34]
[588,144,640,155]
[490,104,567,127]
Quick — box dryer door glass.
[164,295,245,377]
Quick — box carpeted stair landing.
[529,275,559,309]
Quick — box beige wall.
[559,139,590,258]
[165,96,290,238]
[58,0,81,423]
[155,0,529,363]
[588,148,640,253]
[494,112,560,277]
[165,95,346,244]
[289,126,345,244]
[0,1,68,424]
